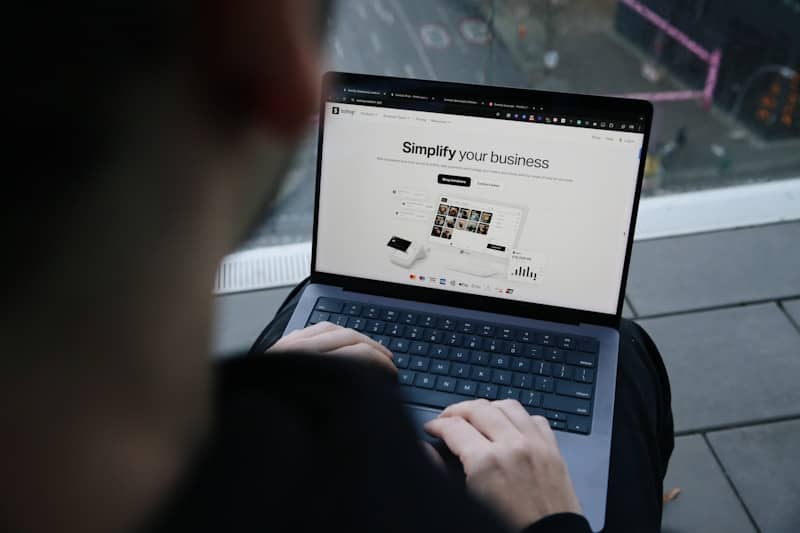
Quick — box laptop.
[282,71,651,531]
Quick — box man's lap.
[251,284,674,533]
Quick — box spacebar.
[400,387,468,410]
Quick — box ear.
[205,0,319,138]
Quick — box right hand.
[425,399,582,531]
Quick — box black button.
[315,298,344,313]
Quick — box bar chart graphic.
[507,249,544,285]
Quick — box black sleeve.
[144,354,592,533]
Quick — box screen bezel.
[311,71,652,329]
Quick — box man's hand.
[267,322,396,374]
[425,399,582,531]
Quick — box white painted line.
[404,63,416,77]
[354,2,368,20]
[215,242,311,294]
[390,0,438,80]
[369,31,382,54]
[635,178,800,240]
[372,0,395,25]
[333,37,344,58]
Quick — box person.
[1,2,673,533]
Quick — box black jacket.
[145,353,591,532]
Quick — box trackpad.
[406,405,441,442]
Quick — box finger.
[529,415,558,446]
[440,398,490,417]
[305,326,393,358]
[424,416,489,463]
[271,322,340,348]
[282,327,389,357]
[493,399,535,433]
[438,401,520,442]
[328,342,397,374]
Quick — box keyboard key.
[524,345,542,359]
[537,333,555,346]
[491,369,512,385]
[477,383,498,400]
[343,303,362,316]
[381,309,399,322]
[499,387,520,400]
[372,335,390,347]
[415,374,436,389]
[387,323,404,337]
[490,355,511,369]
[346,317,366,331]
[551,364,573,380]
[578,337,599,354]
[327,314,345,326]
[543,348,565,362]
[410,356,429,371]
[464,335,481,349]
[366,320,385,334]
[448,347,470,362]
[498,327,515,340]
[479,324,495,336]
[315,298,344,313]
[543,395,591,416]
[532,360,551,376]
[418,314,437,327]
[520,391,542,407]
[409,341,430,355]
[549,420,566,430]
[443,332,463,346]
[517,330,534,343]
[456,381,477,396]
[362,305,381,319]
[458,320,476,334]
[430,345,449,358]
[545,411,567,421]
[431,360,450,375]
[504,341,523,355]
[567,351,597,368]
[558,335,576,350]
[398,370,415,385]
[394,354,409,369]
[471,367,491,382]
[400,386,470,409]
[436,377,456,393]
[439,317,456,330]
[483,338,502,352]
[470,351,489,366]
[512,373,533,389]
[556,380,593,399]
[309,310,330,324]
[450,363,470,378]
[424,329,442,343]
[405,326,423,340]
[511,357,531,373]
[390,338,409,353]
[534,376,554,392]
[575,367,595,384]
[567,418,591,434]
[400,312,417,324]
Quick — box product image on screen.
[387,236,411,252]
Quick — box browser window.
[315,99,644,315]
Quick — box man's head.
[2,2,326,532]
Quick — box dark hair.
[5,4,190,299]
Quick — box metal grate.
[214,242,311,294]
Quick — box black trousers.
[251,281,675,532]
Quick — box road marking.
[475,70,486,83]
[390,0,437,79]
[420,23,451,50]
[333,37,344,58]
[372,0,395,25]
[460,18,492,46]
[404,64,416,77]
[370,31,383,54]
[354,2,367,20]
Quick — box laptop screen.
[314,75,647,316]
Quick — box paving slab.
[782,298,800,328]
[627,222,800,316]
[708,419,800,533]
[212,286,294,358]
[637,303,800,433]
[661,435,756,533]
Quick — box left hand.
[267,321,396,374]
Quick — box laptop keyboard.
[307,297,599,435]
